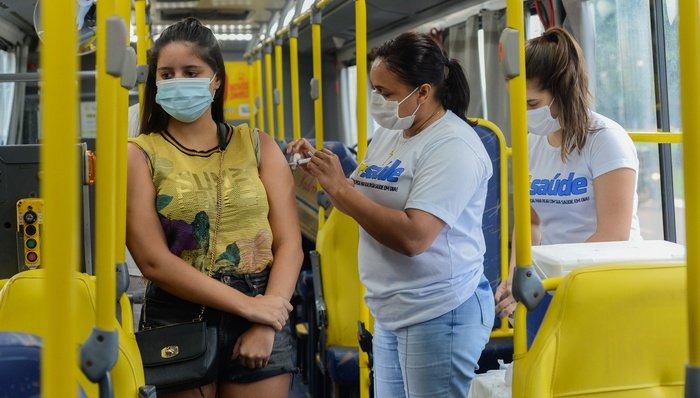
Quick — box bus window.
[339,64,376,148]
[0,49,17,145]
[590,0,663,240]
[663,0,684,244]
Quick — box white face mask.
[370,86,421,130]
[527,98,561,136]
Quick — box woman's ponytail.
[441,58,470,122]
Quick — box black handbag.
[135,123,229,392]
[136,320,218,392]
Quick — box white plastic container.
[531,240,686,279]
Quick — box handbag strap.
[143,123,228,325]
[195,124,226,321]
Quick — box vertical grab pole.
[356,0,368,162]
[94,0,117,333]
[504,0,533,361]
[255,52,264,131]
[264,43,275,136]
[247,57,256,128]
[275,38,286,141]
[135,0,147,105]
[311,4,325,230]
[289,25,302,141]
[355,1,371,398]
[680,1,700,396]
[41,0,79,395]
[116,0,130,270]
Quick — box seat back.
[315,210,361,349]
[513,263,687,397]
[472,119,505,295]
[0,269,146,397]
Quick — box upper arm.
[591,167,637,241]
[403,137,489,252]
[257,132,301,254]
[126,143,172,276]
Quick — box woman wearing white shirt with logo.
[288,32,494,397]
[494,28,641,337]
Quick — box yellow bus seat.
[513,263,687,397]
[309,209,361,385]
[0,269,147,397]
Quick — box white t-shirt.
[352,110,493,330]
[528,111,641,245]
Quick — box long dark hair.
[374,32,472,123]
[526,27,591,161]
[140,17,226,134]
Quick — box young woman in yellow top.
[127,18,301,398]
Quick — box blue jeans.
[372,275,494,398]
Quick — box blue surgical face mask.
[156,76,216,123]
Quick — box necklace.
[378,133,408,166]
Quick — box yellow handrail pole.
[355,1,372,397]
[291,0,330,27]
[474,119,512,338]
[264,44,275,136]
[628,131,682,144]
[680,0,700,393]
[255,53,264,131]
[135,0,147,105]
[505,0,532,362]
[356,0,367,162]
[95,0,118,329]
[40,0,79,396]
[247,57,256,129]
[275,39,286,141]
[311,4,326,230]
[289,28,302,140]
[116,0,130,268]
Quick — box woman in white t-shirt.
[495,27,640,325]
[287,32,494,397]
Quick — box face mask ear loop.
[398,86,420,105]
[398,86,423,120]
[209,74,218,100]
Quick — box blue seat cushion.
[0,332,87,398]
[325,346,359,384]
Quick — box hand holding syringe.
[288,153,311,167]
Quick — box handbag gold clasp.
[161,345,180,359]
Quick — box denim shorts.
[140,267,296,383]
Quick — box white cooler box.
[532,240,686,279]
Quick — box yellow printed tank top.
[129,124,272,274]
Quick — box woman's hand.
[306,148,350,197]
[494,275,516,319]
[285,138,315,170]
[232,324,276,368]
[243,294,292,331]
